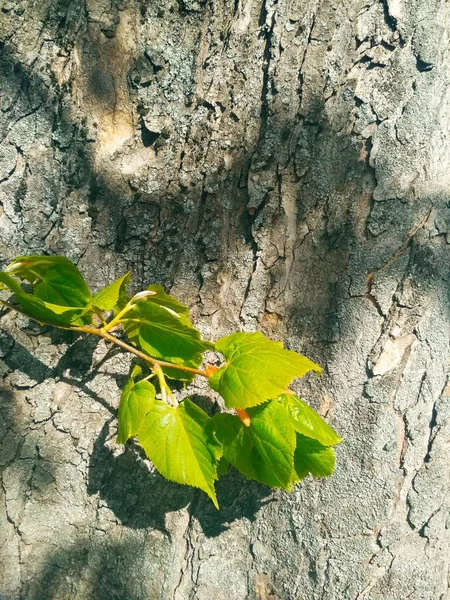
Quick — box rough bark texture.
[1,0,449,598]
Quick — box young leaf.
[145,284,193,327]
[138,399,222,508]
[117,366,156,444]
[279,394,342,446]
[121,302,213,379]
[209,332,321,409]
[93,272,131,312]
[212,400,296,489]
[5,255,91,307]
[293,434,336,480]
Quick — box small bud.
[205,364,219,377]
[236,408,251,427]
[132,290,157,301]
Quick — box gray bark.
[1,0,449,598]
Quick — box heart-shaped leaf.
[209,332,321,408]
[138,399,222,507]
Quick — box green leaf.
[0,272,24,296]
[280,394,342,446]
[121,301,213,380]
[212,400,296,489]
[293,434,336,481]
[93,272,131,312]
[1,255,93,326]
[216,456,230,478]
[117,366,156,444]
[209,332,322,409]
[145,284,193,327]
[0,272,89,326]
[138,399,222,508]
[5,255,91,307]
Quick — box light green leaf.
[212,400,296,489]
[5,255,91,307]
[121,302,213,380]
[293,434,336,481]
[93,272,131,312]
[138,399,222,508]
[209,332,322,409]
[280,394,342,446]
[117,366,156,444]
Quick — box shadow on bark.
[87,417,273,538]
[0,329,122,414]
[2,10,449,600]
[0,328,272,536]
[19,539,154,600]
[0,28,376,541]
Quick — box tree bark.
[1,0,449,599]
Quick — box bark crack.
[259,1,277,143]
[171,493,200,600]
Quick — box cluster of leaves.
[0,255,342,508]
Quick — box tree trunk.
[1,0,449,598]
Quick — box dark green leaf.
[138,398,222,507]
[93,272,131,312]
[0,272,89,326]
[293,434,336,481]
[280,394,342,446]
[209,332,322,409]
[5,255,91,307]
[216,456,230,478]
[212,400,296,489]
[117,366,156,444]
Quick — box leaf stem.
[153,364,176,406]
[0,300,211,379]
[102,301,135,332]
[71,326,210,378]
[0,299,48,324]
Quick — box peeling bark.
[1,0,450,598]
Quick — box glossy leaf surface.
[93,272,131,312]
[121,301,212,380]
[145,284,192,326]
[212,400,296,489]
[0,272,89,326]
[5,255,91,307]
[209,332,322,408]
[280,394,342,446]
[138,399,221,508]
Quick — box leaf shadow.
[87,419,273,538]
[20,539,154,600]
